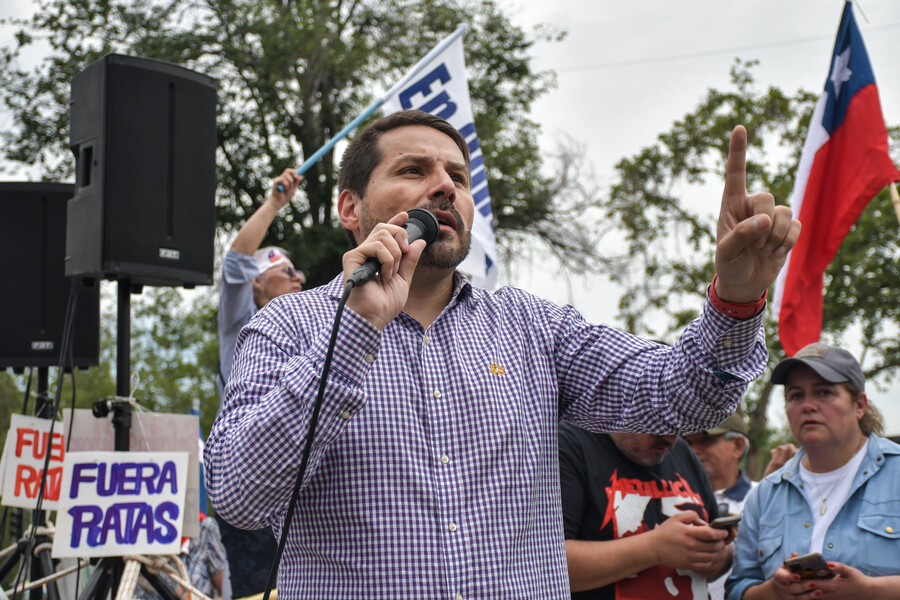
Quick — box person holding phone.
[726,343,900,599]
[559,424,733,599]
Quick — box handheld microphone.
[347,208,440,287]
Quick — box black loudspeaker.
[67,54,217,287]
[0,183,100,369]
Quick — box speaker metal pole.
[103,278,135,597]
[116,279,131,418]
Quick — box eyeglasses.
[264,265,307,283]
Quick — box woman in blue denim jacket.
[726,343,900,600]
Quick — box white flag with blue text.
[381,34,498,289]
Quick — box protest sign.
[52,451,188,558]
[63,409,200,537]
[0,414,65,510]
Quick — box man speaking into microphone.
[204,110,800,599]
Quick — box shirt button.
[440,455,450,464]
[759,550,764,557]
[888,527,895,533]
[341,410,352,420]
[423,336,431,345]
[433,390,442,399]
[455,594,463,600]
[804,522,810,528]
[828,543,833,549]
[364,353,375,363]
[448,522,458,532]
[722,338,733,348]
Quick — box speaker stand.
[78,280,178,600]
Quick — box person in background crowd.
[727,342,900,600]
[183,512,227,600]
[685,411,756,600]
[560,422,732,599]
[216,167,304,599]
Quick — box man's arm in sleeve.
[204,292,379,529]
[556,298,768,436]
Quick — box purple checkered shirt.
[205,273,766,599]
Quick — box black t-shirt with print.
[559,422,720,600]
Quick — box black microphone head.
[405,208,441,245]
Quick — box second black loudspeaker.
[0,182,100,369]
[67,54,217,287]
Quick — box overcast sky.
[2,0,899,432]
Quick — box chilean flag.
[773,1,899,356]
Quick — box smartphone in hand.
[783,552,836,580]
[709,515,741,529]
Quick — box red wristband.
[709,274,767,319]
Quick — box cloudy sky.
[2,0,899,432]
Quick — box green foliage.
[606,60,817,338]
[0,0,604,285]
[604,60,900,477]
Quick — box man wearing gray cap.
[685,412,755,517]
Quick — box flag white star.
[830,47,853,99]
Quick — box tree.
[0,0,608,285]
[603,59,900,477]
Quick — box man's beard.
[418,229,472,270]
[358,201,471,271]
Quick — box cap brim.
[703,427,729,436]
[771,357,849,385]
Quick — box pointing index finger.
[723,125,748,204]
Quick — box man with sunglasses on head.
[215,167,305,600]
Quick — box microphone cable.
[261,208,439,600]
[261,279,354,600]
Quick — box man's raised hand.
[714,126,801,304]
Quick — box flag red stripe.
[778,84,899,355]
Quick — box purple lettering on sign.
[66,502,181,548]
[70,464,98,498]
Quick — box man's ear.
[733,436,747,459]
[251,276,266,308]
[337,189,361,234]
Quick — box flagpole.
[277,24,469,190]
[890,182,900,226]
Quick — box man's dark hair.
[338,110,471,198]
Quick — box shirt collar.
[720,469,753,501]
